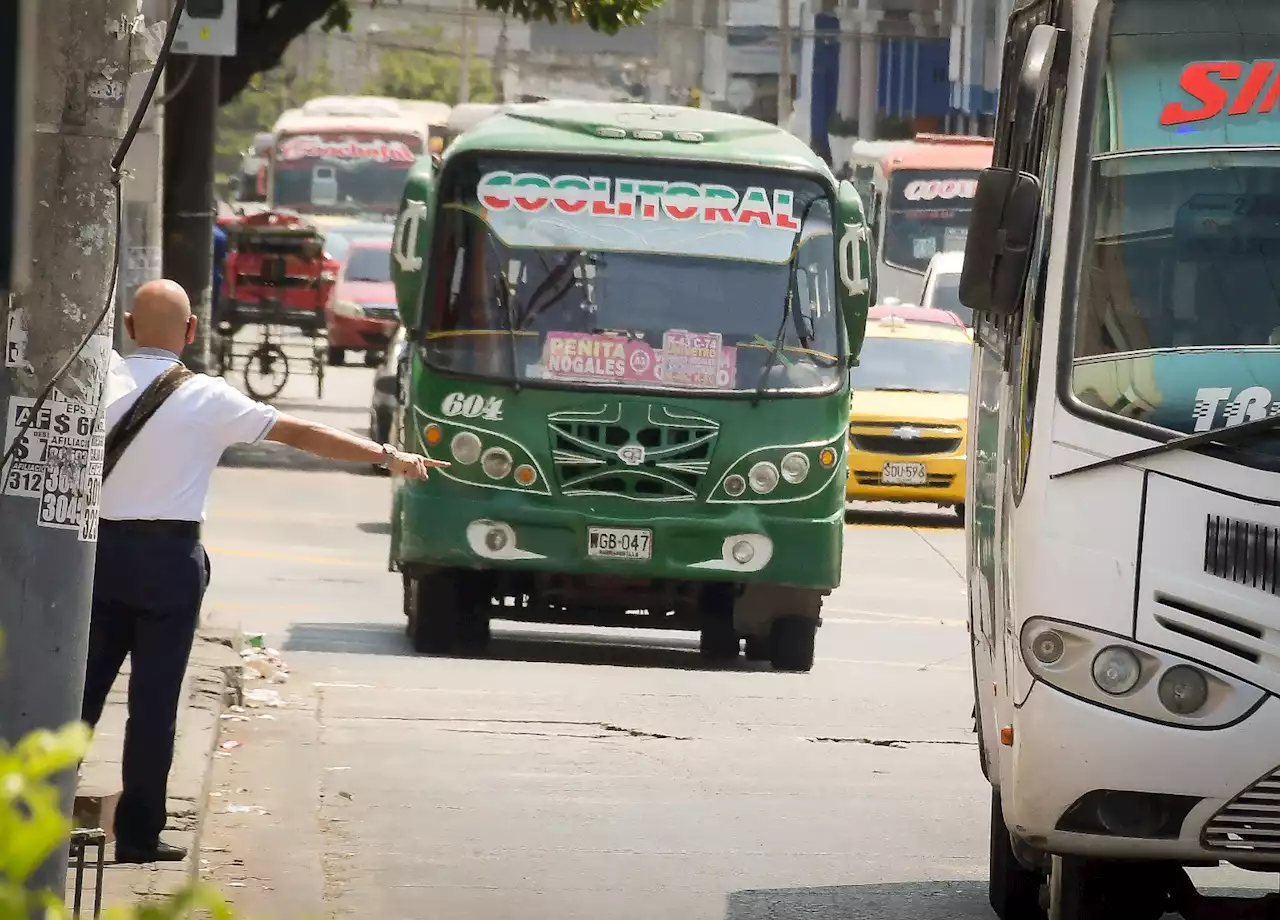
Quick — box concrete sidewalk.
[70,616,243,909]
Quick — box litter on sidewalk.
[240,643,289,684]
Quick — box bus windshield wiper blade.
[1051,413,1280,480]
[753,197,817,406]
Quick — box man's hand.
[387,452,450,480]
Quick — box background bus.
[860,134,992,303]
[269,96,427,224]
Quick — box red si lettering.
[1158,61,1280,126]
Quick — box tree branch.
[218,0,347,105]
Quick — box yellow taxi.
[846,304,973,518]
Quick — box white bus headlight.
[1019,617,1264,728]
[724,474,747,497]
[780,451,810,484]
[1092,646,1141,695]
[1030,629,1065,664]
[1158,665,1209,716]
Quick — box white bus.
[962,0,1280,917]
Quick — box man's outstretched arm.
[265,414,448,479]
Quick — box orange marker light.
[999,726,1014,746]
[424,424,442,447]
[818,447,837,468]
[514,464,538,486]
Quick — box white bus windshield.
[1070,0,1280,468]
[273,132,423,215]
[882,170,979,273]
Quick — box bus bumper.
[1004,681,1280,865]
[392,487,844,591]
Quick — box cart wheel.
[242,343,290,402]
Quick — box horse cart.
[212,210,338,401]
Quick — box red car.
[325,238,399,367]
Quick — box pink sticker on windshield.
[542,331,736,389]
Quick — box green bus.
[386,102,874,672]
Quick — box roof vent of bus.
[595,126,627,139]
[632,129,664,141]
[672,131,704,143]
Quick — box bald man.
[81,280,446,864]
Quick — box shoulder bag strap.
[103,363,195,482]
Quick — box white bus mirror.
[958,167,1042,317]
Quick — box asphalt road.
[197,362,994,920]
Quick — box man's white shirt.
[100,349,278,522]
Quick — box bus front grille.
[850,434,962,456]
[1204,768,1280,852]
[547,404,719,502]
[1205,515,1279,597]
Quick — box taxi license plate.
[881,461,928,486]
[587,527,653,560]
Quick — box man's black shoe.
[114,841,188,864]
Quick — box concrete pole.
[0,0,135,899]
[778,0,792,125]
[162,55,218,373]
[459,0,471,104]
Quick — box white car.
[919,250,971,329]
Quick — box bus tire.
[989,789,1045,920]
[769,616,816,672]
[327,346,346,366]
[699,612,740,662]
[1048,856,1172,920]
[407,571,462,655]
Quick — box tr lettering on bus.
[1193,385,1280,431]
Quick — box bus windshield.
[421,157,842,394]
[273,132,422,214]
[1070,0,1280,468]
[882,170,979,273]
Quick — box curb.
[71,622,242,905]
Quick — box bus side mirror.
[836,179,875,361]
[391,185,433,330]
[958,167,1041,316]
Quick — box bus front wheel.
[407,570,464,654]
[769,617,816,672]
[1048,856,1172,920]
[988,789,1045,920]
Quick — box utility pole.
[0,0,137,899]
[491,15,509,103]
[162,54,219,373]
[778,0,792,125]
[459,0,472,104]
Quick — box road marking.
[205,546,384,568]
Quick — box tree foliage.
[214,63,334,182]
[367,28,495,106]
[219,0,665,106]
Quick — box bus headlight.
[1092,647,1141,695]
[780,451,810,484]
[1158,665,1209,716]
[724,474,747,497]
[481,447,513,480]
[1019,617,1265,728]
[451,431,482,465]
[749,461,779,494]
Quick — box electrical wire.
[0,0,188,496]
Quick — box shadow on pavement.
[357,521,391,535]
[725,879,990,920]
[220,440,378,475]
[281,620,782,673]
[845,506,963,530]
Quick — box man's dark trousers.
[80,520,209,850]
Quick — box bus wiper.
[1051,413,1280,480]
[485,237,521,392]
[753,197,817,406]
